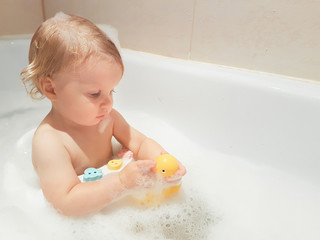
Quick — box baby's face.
[51,57,122,126]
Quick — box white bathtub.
[0,38,319,240]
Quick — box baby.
[21,13,186,216]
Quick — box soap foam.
[1,107,320,240]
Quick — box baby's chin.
[72,119,104,128]
[70,114,111,129]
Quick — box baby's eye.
[89,91,101,98]
[110,89,116,95]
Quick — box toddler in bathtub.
[20,12,186,216]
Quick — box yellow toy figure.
[155,154,182,196]
[137,154,182,206]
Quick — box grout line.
[188,0,197,60]
[41,0,46,21]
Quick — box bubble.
[122,194,216,240]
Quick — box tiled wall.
[1,0,320,82]
[0,0,43,35]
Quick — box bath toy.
[108,159,123,170]
[83,168,103,182]
[155,154,179,177]
[79,152,182,205]
[155,154,181,196]
[78,151,133,182]
[137,154,182,205]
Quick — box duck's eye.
[161,169,166,173]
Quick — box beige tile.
[44,0,194,59]
[0,0,43,36]
[44,0,95,19]
[191,0,320,81]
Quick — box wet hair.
[21,12,124,100]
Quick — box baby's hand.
[119,160,157,189]
[164,161,187,184]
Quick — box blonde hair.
[21,12,124,100]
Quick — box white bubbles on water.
[2,107,320,240]
[126,195,216,240]
[135,174,156,188]
[57,193,217,240]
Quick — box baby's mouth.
[96,114,105,119]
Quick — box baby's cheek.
[78,103,98,117]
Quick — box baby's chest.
[64,133,113,175]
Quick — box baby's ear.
[40,76,56,101]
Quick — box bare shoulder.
[109,109,131,134]
[32,122,73,177]
[109,108,123,120]
[33,123,65,161]
[33,122,60,143]
[109,108,128,131]
[33,123,59,151]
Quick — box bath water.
[0,105,319,240]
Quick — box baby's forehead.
[58,56,122,82]
[60,54,114,73]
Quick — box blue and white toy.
[83,168,103,182]
[78,150,133,182]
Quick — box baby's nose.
[100,95,113,110]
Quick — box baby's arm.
[111,110,186,179]
[111,109,167,160]
[32,129,155,216]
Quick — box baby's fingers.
[166,161,186,178]
[175,164,187,177]
[136,160,157,173]
[165,175,182,184]
[165,162,186,183]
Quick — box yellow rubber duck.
[155,154,181,196]
[138,154,181,205]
